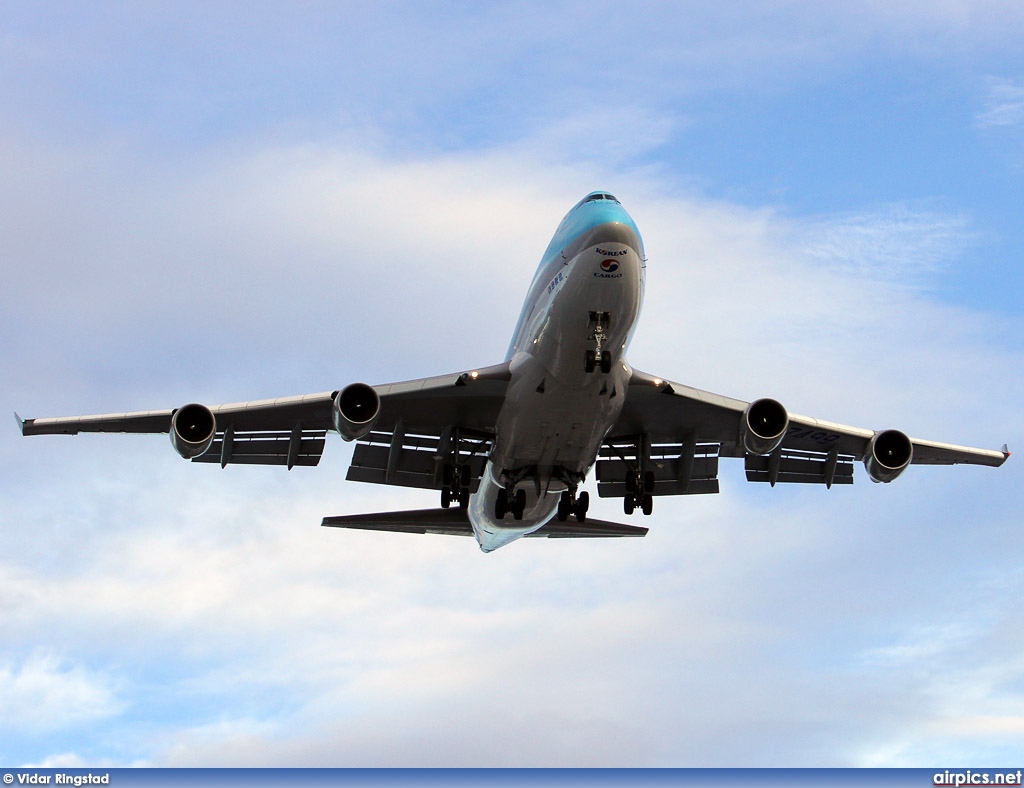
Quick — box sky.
[2,0,1023,768]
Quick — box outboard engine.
[170,403,216,459]
[865,429,913,483]
[333,383,381,441]
[740,398,789,456]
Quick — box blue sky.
[2,1,1023,768]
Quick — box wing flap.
[346,428,494,491]
[744,448,856,486]
[192,429,327,468]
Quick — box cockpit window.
[582,192,620,204]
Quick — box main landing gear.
[557,488,589,523]
[585,311,613,374]
[493,484,590,523]
[494,486,527,520]
[440,462,471,510]
[623,470,655,516]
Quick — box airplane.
[17,191,1010,552]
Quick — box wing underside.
[596,368,1009,499]
[18,364,511,478]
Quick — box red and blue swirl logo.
[600,258,619,273]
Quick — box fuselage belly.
[468,194,645,551]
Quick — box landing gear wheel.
[495,488,508,519]
[600,351,611,373]
[441,487,451,509]
[458,487,470,509]
[442,464,454,487]
[512,488,527,520]
[558,491,573,522]
[643,470,655,494]
[641,493,654,516]
[584,350,596,373]
[623,494,635,515]
[575,490,590,523]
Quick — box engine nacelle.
[740,398,789,455]
[864,429,913,483]
[333,383,381,441]
[170,403,216,459]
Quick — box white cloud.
[0,653,123,733]
[2,1,1023,767]
[977,78,1024,128]
[4,135,1022,765]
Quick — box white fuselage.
[468,194,645,551]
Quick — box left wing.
[599,368,1009,498]
[17,363,511,479]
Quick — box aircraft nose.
[594,220,641,249]
[588,219,643,258]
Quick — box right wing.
[17,362,511,481]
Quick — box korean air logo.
[600,258,619,273]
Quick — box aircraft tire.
[624,494,635,515]
[441,487,451,509]
[641,494,653,516]
[558,491,572,521]
[513,488,526,520]
[575,490,590,523]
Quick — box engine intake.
[333,383,381,441]
[740,398,789,456]
[170,403,216,459]
[865,429,913,483]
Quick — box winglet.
[14,412,26,435]
[1002,444,1011,460]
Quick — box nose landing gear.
[585,312,613,374]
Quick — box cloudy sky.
[2,1,1023,768]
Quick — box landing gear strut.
[585,312,612,373]
[623,468,654,516]
[440,460,472,510]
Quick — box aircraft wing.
[321,508,649,539]
[17,362,511,475]
[598,368,1009,497]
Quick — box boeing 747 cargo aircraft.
[18,192,1010,551]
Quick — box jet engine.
[333,383,381,441]
[170,403,216,459]
[740,398,789,455]
[864,429,913,483]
